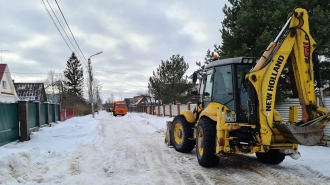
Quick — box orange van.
[112,101,128,116]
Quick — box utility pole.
[88,58,94,118]
[88,51,103,118]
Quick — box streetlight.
[88,51,103,118]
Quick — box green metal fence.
[49,104,55,123]
[28,103,38,129]
[56,104,60,121]
[40,103,48,125]
[0,103,19,146]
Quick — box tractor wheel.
[170,115,195,153]
[113,113,117,117]
[196,118,219,167]
[256,149,285,164]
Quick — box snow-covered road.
[1,111,330,184]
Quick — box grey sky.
[0,0,227,101]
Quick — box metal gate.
[28,102,38,129]
[40,103,48,125]
[49,104,55,123]
[0,103,19,146]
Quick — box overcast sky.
[0,0,227,101]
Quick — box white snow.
[0,111,329,184]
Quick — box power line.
[55,0,88,64]
[40,0,72,52]
[45,0,87,67]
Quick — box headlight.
[242,58,255,64]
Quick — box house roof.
[0,64,7,82]
[14,83,45,101]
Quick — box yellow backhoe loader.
[165,7,330,167]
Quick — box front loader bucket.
[274,122,324,146]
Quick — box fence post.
[18,100,30,141]
[34,101,41,128]
[177,103,181,115]
[187,102,191,111]
[169,104,172,117]
[163,104,166,116]
[302,105,308,121]
[158,105,160,116]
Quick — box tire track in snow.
[165,147,237,185]
[120,114,202,184]
[101,113,330,185]
[123,116,182,184]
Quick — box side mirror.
[192,72,197,84]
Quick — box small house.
[0,64,19,103]
[14,83,47,102]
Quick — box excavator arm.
[246,8,330,146]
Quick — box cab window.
[212,65,234,110]
[202,70,214,107]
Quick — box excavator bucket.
[274,122,325,146]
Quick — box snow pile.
[0,114,103,185]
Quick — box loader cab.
[201,57,256,122]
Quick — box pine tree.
[64,52,84,99]
[217,1,330,99]
[148,54,193,104]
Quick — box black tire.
[196,118,219,167]
[113,113,117,116]
[256,149,285,164]
[170,115,195,153]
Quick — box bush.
[74,104,91,116]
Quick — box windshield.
[116,104,127,108]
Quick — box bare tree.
[93,79,102,112]
[44,70,61,103]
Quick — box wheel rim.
[174,123,184,145]
[197,128,204,156]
